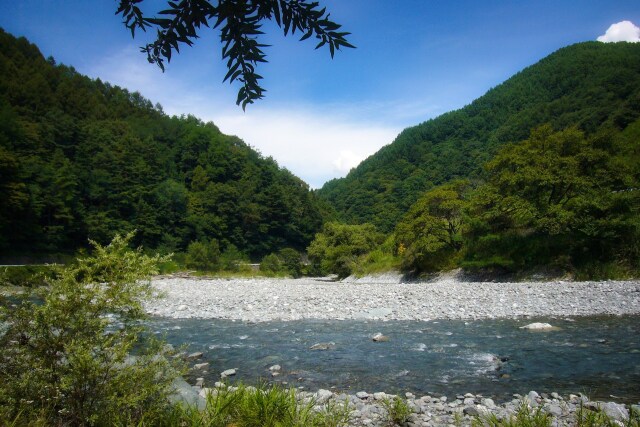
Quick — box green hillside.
[0,29,324,258]
[317,42,640,232]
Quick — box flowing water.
[150,315,640,403]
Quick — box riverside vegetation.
[2,238,639,426]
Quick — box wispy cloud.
[597,20,640,43]
[208,107,400,189]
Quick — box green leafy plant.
[381,396,412,426]
[185,239,221,271]
[0,232,182,426]
[307,222,383,278]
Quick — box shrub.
[278,248,303,278]
[0,233,182,426]
[260,253,284,274]
[185,238,221,271]
[219,244,248,272]
[307,222,383,279]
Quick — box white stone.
[220,368,236,378]
[520,323,555,330]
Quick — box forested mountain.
[318,42,640,232]
[0,29,324,257]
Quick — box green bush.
[307,222,383,279]
[185,239,221,271]
[472,401,552,427]
[278,248,303,278]
[0,233,182,426]
[219,244,248,272]
[260,253,284,274]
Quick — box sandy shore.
[145,275,640,321]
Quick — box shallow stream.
[150,315,640,403]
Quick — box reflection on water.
[148,315,640,403]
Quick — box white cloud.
[333,150,364,174]
[597,21,640,43]
[209,107,399,189]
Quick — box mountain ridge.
[317,41,640,231]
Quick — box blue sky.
[1,1,639,188]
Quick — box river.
[149,315,640,403]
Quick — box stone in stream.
[372,332,389,342]
[519,322,557,330]
[187,351,204,360]
[356,391,369,399]
[220,368,237,378]
[193,362,209,370]
[309,342,335,350]
[268,364,281,372]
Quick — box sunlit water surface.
[149,316,640,403]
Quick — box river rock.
[169,377,206,410]
[600,402,629,421]
[356,391,369,399]
[220,368,236,378]
[187,351,204,359]
[194,362,209,370]
[354,307,393,319]
[315,389,333,404]
[527,391,540,406]
[269,364,281,372]
[482,398,496,409]
[309,342,335,350]
[195,377,204,388]
[520,322,555,330]
[464,406,480,416]
[547,404,563,417]
[372,332,389,342]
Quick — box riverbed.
[145,276,640,404]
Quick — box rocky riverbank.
[181,378,639,427]
[146,276,640,321]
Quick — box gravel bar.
[146,276,640,321]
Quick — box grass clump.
[172,383,353,427]
[381,395,411,426]
[576,403,640,427]
[472,402,552,427]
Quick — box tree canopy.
[116,0,354,109]
[0,29,325,258]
